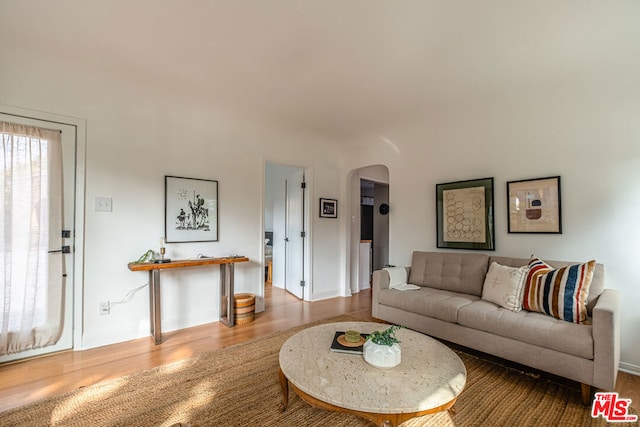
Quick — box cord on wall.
[100,283,148,315]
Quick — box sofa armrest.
[371,267,411,318]
[591,289,620,390]
[372,267,412,291]
[372,269,391,292]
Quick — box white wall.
[342,83,640,373]
[2,1,637,374]
[0,63,345,351]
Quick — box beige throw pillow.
[481,262,528,312]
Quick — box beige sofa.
[372,251,620,403]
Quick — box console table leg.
[278,368,289,412]
[228,264,234,326]
[219,263,235,327]
[149,270,162,344]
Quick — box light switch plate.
[95,196,113,212]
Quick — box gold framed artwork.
[507,176,561,234]
[436,177,495,250]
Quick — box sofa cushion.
[523,258,596,324]
[489,256,605,310]
[377,287,479,323]
[408,251,489,296]
[458,300,594,359]
[481,262,528,312]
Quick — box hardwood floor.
[0,285,638,413]
[0,285,373,412]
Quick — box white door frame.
[0,104,86,353]
[284,169,305,299]
[262,160,312,302]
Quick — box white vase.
[362,340,401,368]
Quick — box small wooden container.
[234,293,256,325]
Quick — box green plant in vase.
[364,325,404,368]
[366,325,403,346]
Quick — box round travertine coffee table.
[278,321,466,427]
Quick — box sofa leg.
[581,383,592,405]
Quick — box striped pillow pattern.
[522,257,596,324]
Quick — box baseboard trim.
[619,362,640,377]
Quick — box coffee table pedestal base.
[279,368,457,427]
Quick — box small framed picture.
[436,177,495,250]
[507,176,561,234]
[165,176,219,243]
[319,198,338,218]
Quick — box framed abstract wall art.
[507,176,561,234]
[165,176,219,243]
[436,177,495,250]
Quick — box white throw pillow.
[481,262,528,312]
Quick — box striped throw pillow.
[522,257,596,324]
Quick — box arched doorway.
[347,165,390,295]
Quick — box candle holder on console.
[154,237,172,264]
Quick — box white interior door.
[284,169,305,299]
[0,113,76,363]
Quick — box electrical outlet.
[95,196,113,212]
[99,301,110,315]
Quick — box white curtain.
[0,121,64,355]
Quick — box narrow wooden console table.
[127,256,250,344]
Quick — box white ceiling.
[2,1,639,138]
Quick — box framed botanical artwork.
[165,176,219,243]
[319,198,337,218]
[436,177,495,250]
[507,176,561,234]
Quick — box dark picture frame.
[507,176,561,234]
[165,176,219,243]
[436,177,495,250]
[319,198,338,218]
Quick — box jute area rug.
[2,315,637,427]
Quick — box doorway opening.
[264,162,310,301]
[348,165,389,295]
[0,109,85,363]
[359,179,390,290]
